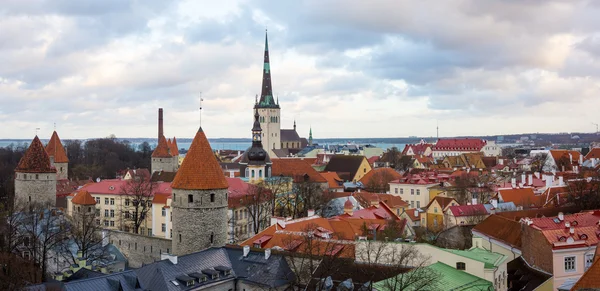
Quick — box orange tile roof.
[272,159,327,183]
[497,187,543,208]
[425,196,458,210]
[320,171,343,189]
[571,255,600,291]
[152,192,171,204]
[151,135,172,158]
[359,168,402,186]
[15,136,55,173]
[170,136,179,156]
[472,215,522,248]
[72,190,97,205]
[585,148,600,160]
[171,127,228,190]
[45,131,69,163]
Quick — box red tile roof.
[472,215,522,248]
[151,135,172,158]
[497,187,543,207]
[404,208,422,221]
[339,201,402,220]
[571,255,600,291]
[272,159,327,183]
[72,190,96,205]
[15,136,56,173]
[172,128,229,190]
[367,156,380,165]
[152,192,171,204]
[425,196,458,210]
[448,204,488,217]
[527,211,600,249]
[432,138,486,151]
[45,131,69,163]
[170,137,180,156]
[402,142,432,156]
[320,172,344,189]
[79,179,172,196]
[359,168,402,187]
[585,148,600,160]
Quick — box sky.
[1,0,600,140]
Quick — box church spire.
[309,126,313,146]
[255,30,278,109]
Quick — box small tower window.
[210,232,214,244]
[188,195,193,203]
[35,174,39,179]
[179,234,182,243]
[210,193,215,202]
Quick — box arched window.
[251,170,255,178]
[259,170,263,177]
[245,167,249,177]
[267,167,271,177]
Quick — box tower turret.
[239,108,272,183]
[309,126,313,146]
[15,136,57,207]
[171,127,229,256]
[45,131,69,180]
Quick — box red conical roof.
[45,131,69,163]
[16,136,55,173]
[344,197,353,209]
[72,190,96,205]
[172,127,228,190]
[152,135,172,158]
[170,137,179,156]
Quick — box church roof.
[72,189,97,205]
[152,135,172,158]
[45,131,69,163]
[170,137,179,156]
[172,127,229,190]
[280,129,300,142]
[16,136,55,173]
[255,31,279,109]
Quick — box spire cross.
[35,127,40,136]
[199,92,204,127]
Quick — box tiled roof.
[280,129,300,141]
[324,155,368,181]
[57,179,91,197]
[432,138,486,151]
[356,192,408,208]
[15,135,56,173]
[45,131,69,163]
[404,208,422,222]
[150,171,177,182]
[72,190,97,205]
[401,142,432,155]
[171,127,229,190]
[497,187,543,207]
[79,179,172,196]
[320,171,344,189]
[571,255,600,291]
[448,204,488,217]
[151,135,172,158]
[152,192,171,204]
[495,206,581,221]
[473,215,522,248]
[170,137,179,156]
[124,168,150,180]
[367,156,380,165]
[425,196,458,210]
[271,158,327,183]
[585,147,600,160]
[358,168,401,187]
[445,247,506,269]
[339,201,403,220]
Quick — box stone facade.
[105,230,171,268]
[49,157,68,180]
[258,107,281,158]
[151,156,178,174]
[14,172,57,206]
[521,224,554,274]
[171,188,228,256]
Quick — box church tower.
[46,131,69,180]
[239,107,272,184]
[151,109,178,173]
[254,31,281,158]
[15,136,57,207]
[171,127,229,256]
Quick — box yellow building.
[425,196,458,232]
[324,155,372,182]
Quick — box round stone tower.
[15,135,57,207]
[171,127,229,256]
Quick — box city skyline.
[2,1,600,139]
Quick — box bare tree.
[530,153,547,173]
[277,175,327,219]
[59,205,108,266]
[244,183,274,235]
[567,171,600,210]
[119,176,157,234]
[447,173,496,205]
[364,170,396,193]
[262,176,289,217]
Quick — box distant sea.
[0,138,408,152]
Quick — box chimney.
[511,178,516,188]
[569,227,575,235]
[559,176,564,186]
[265,248,271,260]
[579,154,583,165]
[565,222,570,228]
[161,253,178,265]
[528,174,533,186]
[158,108,164,139]
[491,199,498,208]
[558,212,564,221]
[569,153,573,164]
[534,172,540,179]
[307,209,315,216]
[472,198,477,205]
[243,245,250,257]
[499,158,504,165]
[521,173,526,185]
[414,209,419,218]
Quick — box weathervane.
[35,127,40,136]
[199,92,204,127]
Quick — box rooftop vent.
[201,269,220,280]
[214,266,232,276]
[188,272,208,283]
[176,275,195,287]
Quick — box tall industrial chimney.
[158,108,164,139]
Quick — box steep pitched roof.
[45,131,69,163]
[472,215,522,248]
[320,172,344,189]
[425,196,458,210]
[448,204,488,217]
[171,127,228,190]
[324,155,368,181]
[432,138,486,151]
[271,158,326,183]
[72,190,97,205]
[497,187,543,207]
[15,135,55,173]
[585,147,600,160]
[150,171,177,182]
[358,168,402,186]
[151,135,172,158]
[280,129,300,142]
[170,137,179,156]
[255,31,279,109]
[571,256,600,291]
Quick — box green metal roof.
[445,247,506,269]
[373,262,493,291]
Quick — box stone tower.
[171,127,229,256]
[239,107,272,184]
[15,136,57,207]
[45,131,69,180]
[255,31,281,158]
[151,109,179,173]
[71,189,97,217]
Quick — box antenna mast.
[35,127,40,136]
[593,122,599,134]
[199,92,204,127]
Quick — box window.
[210,193,215,202]
[411,189,415,195]
[104,210,109,217]
[87,206,92,213]
[400,188,404,194]
[416,189,420,195]
[235,211,238,220]
[95,209,100,216]
[110,221,115,227]
[585,253,594,270]
[564,256,576,272]
[162,208,166,217]
[148,201,152,207]
[105,198,109,204]
[95,197,100,204]
[104,220,109,226]
[394,188,398,194]
[434,207,438,213]
[410,201,414,208]
[417,201,420,208]
[210,232,214,244]
[251,170,255,178]
[179,234,182,243]
[456,262,466,270]
[148,229,152,236]
[110,198,115,205]
[434,217,438,227]
[125,212,130,219]
[77,206,80,212]
[96,219,100,226]
[125,199,130,206]
[35,174,39,179]
[110,210,114,217]
[162,223,166,232]
[188,195,193,203]
[259,169,263,177]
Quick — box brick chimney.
[158,108,164,140]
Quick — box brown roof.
[472,215,522,248]
[45,131,69,163]
[15,136,55,173]
[497,187,543,208]
[425,196,458,210]
[585,148,600,160]
[320,171,343,189]
[358,168,402,186]
[151,170,177,182]
[324,155,368,181]
[272,159,327,183]
[72,190,97,205]
[151,135,172,158]
[170,136,179,156]
[171,127,228,190]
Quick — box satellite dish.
[96,177,101,183]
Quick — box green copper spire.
[255,30,279,109]
[309,126,313,146]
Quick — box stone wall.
[54,162,68,180]
[151,157,178,173]
[14,172,57,207]
[105,230,172,268]
[172,188,228,256]
[521,224,554,273]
